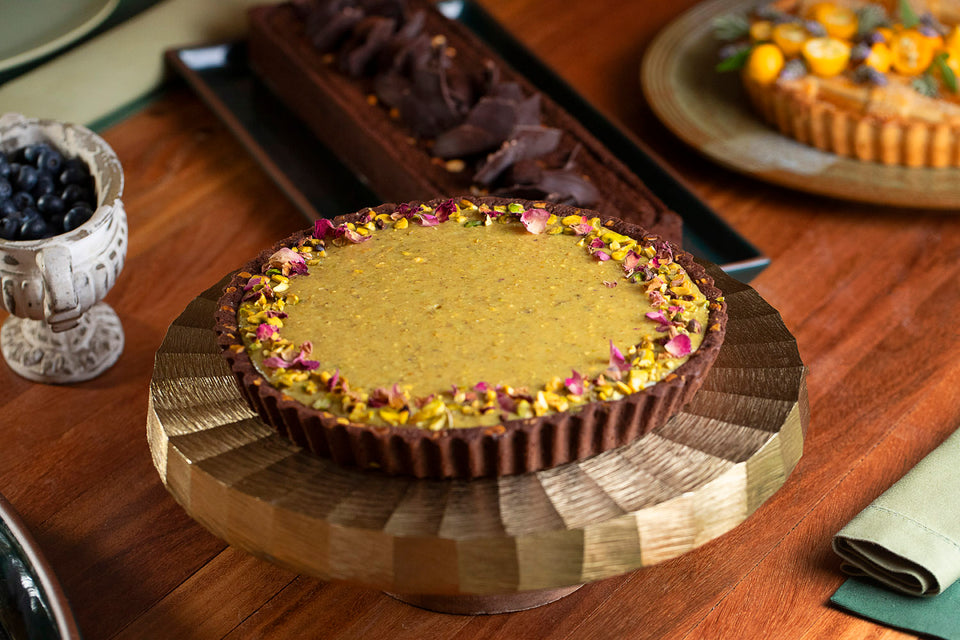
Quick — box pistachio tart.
[722,0,960,167]
[215,197,727,478]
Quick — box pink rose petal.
[266,247,307,276]
[664,334,692,357]
[564,370,585,396]
[520,208,550,234]
[314,218,334,239]
[256,324,278,341]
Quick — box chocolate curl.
[305,4,363,51]
[340,16,397,77]
[473,126,562,185]
[432,96,522,158]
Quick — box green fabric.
[833,427,960,596]
[830,427,960,637]
[831,577,960,640]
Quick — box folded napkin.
[831,426,960,639]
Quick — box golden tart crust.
[744,73,960,166]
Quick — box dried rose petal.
[589,237,605,249]
[645,310,670,326]
[594,251,611,262]
[622,251,641,274]
[314,218,334,239]
[435,199,457,222]
[474,381,489,393]
[571,221,593,236]
[266,247,308,276]
[520,208,550,234]
[602,280,617,288]
[496,390,517,413]
[416,213,439,226]
[664,334,692,357]
[564,370,585,396]
[265,342,320,370]
[256,324,278,341]
[243,275,265,292]
[608,341,630,375]
[334,225,371,243]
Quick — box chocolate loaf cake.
[247,0,683,244]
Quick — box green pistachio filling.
[235,200,717,430]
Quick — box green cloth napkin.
[831,426,960,638]
[831,577,960,640]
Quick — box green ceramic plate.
[0,0,119,73]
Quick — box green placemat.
[831,577,960,640]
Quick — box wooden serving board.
[146,264,807,613]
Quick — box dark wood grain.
[0,1,956,638]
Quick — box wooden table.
[2,1,957,638]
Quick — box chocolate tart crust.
[214,197,727,479]
[247,2,683,244]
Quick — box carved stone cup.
[0,114,127,383]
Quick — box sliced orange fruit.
[946,25,960,52]
[890,29,936,75]
[750,20,773,42]
[773,22,810,57]
[745,43,785,85]
[802,37,852,77]
[864,42,892,73]
[811,4,858,40]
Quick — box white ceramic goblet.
[0,113,127,383]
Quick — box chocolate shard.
[432,96,523,158]
[373,71,411,109]
[376,9,425,71]
[433,124,505,159]
[514,93,541,126]
[502,158,543,185]
[537,169,600,207]
[341,16,397,77]
[489,81,526,103]
[305,5,363,51]
[474,126,563,185]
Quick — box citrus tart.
[214,197,727,478]
[717,0,960,166]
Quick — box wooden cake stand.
[146,265,807,614]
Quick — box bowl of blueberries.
[0,113,127,383]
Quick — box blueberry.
[32,173,56,198]
[61,183,87,204]
[20,144,49,165]
[0,163,10,180]
[20,207,41,223]
[62,157,89,175]
[0,199,16,216]
[35,148,62,173]
[63,205,93,231]
[19,216,49,240]
[59,165,88,186]
[0,178,10,200]
[15,165,38,192]
[0,216,19,240]
[37,193,65,216]
[47,213,65,232]
[12,191,34,211]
